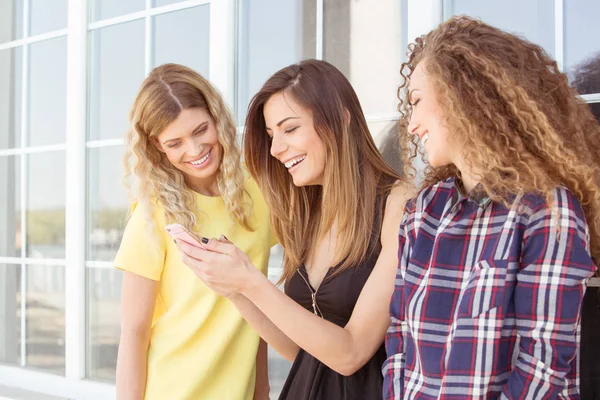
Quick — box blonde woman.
[114,64,273,400]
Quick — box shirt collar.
[450,177,492,211]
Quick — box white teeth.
[284,155,306,169]
[190,151,210,165]
[422,133,429,145]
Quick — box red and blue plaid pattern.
[384,178,597,399]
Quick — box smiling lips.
[187,149,211,168]
[422,133,429,145]
[284,155,306,169]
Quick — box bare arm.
[116,271,158,400]
[231,294,300,362]
[253,339,270,400]
[181,183,413,376]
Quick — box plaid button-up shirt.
[384,178,597,399]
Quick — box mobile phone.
[165,224,207,249]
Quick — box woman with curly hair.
[113,63,273,400]
[384,16,600,399]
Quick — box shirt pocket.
[457,259,507,319]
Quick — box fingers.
[176,238,211,260]
[201,237,234,254]
[218,234,233,244]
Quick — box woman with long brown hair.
[177,59,413,399]
[114,63,273,399]
[384,16,599,399]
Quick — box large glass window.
[30,0,68,36]
[89,0,145,22]
[0,1,24,44]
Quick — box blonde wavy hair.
[124,63,252,233]
[244,60,404,284]
[398,16,600,263]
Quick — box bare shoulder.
[381,180,416,248]
[385,180,416,214]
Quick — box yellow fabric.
[114,176,274,400]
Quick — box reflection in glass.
[0,0,24,44]
[30,0,68,36]
[29,37,67,146]
[87,146,129,261]
[89,0,145,22]
[25,264,65,375]
[89,21,145,141]
[445,0,554,57]
[0,155,20,258]
[26,152,65,259]
[0,264,21,367]
[565,0,600,94]
[0,47,22,150]
[87,267,122,381]
[237,0,316,122]
[153,6,210,78]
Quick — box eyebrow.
[265,116,300,131]
[162,121,209,144]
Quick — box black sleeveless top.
[278,183,392,400]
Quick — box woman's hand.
[176,237,264,298]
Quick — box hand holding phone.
[165,224,207,249]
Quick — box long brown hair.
[398,16,600,263]
[244,59,404,284]
[124,63,252,233]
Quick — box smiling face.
[263,92,327,187]
[155,107,222,191]
[407,62,454,168]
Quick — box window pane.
[0,264,21,367]
[87,267,122,381]
[25,264,64,375]
[0,1,24,44]
[565,1,600,95]
[152,6,210,77]
[29,37,67,146]
[90,0,145,22]
[444,0,554,57]
[0,155,21,258]
[153,0,185,7]
[87,146,128,261]
[0,47,23,150]
[89,21,145,141]
[237,0,316,122]
[30,0,67,36]
[324,0,403,116]
[26,152,65,259]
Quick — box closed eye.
[284,126,299,134]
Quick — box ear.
[152,137,166,153]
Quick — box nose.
[407,118,420,137]
[270,132,287,158]
[185,138,202,157]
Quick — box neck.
[454,158,480,193]
[187,176,220,196]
